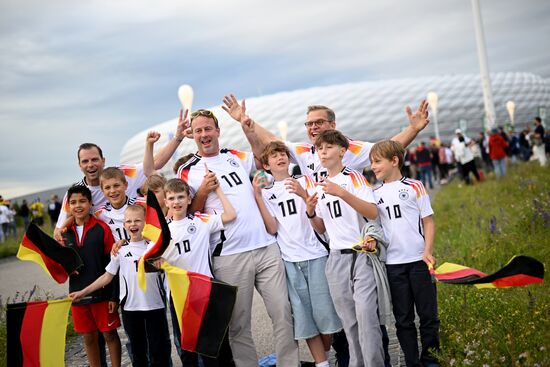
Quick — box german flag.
[138,190,171,291]
[434,255,544,288]
[162,262,237,357]
[7,299,72,367]
[17,223,83,284]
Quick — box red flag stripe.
[20,236,68,284]
[180,274,213,351]
[435,268,486,281]
[493,274,544,288]
[21,301,47,367]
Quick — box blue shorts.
[284,256,342,339]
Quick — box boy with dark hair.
[253,141,341,367]
[369,140,440,367]
[70,204,171,367]
[304,129,383,366]
[65,184,121,367]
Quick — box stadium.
[121,72,549,175]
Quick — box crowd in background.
[398,116,548,188]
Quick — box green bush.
[433,162,549,366]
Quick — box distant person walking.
[454,136,481,185]
[19,199,30,229]
[415,142,434,189]
[48,195,62,229]
[488,128,509,178]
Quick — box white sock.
[315,361,329,367]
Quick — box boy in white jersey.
[253,141,341,367]
[70,205,171,367]
[96,130,161,241]
[369,140,440,367]
[304,129,383,367]
[162,177,236,366]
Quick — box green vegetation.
[433,162,549,366]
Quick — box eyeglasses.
[304,119,332,128]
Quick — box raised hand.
[201,163,219,193]
[176,108,192,140]
[318,178,345,197]
[111,239,126,257]
[406,99,430,133]
[285,177,306,199]
[222,94,246,122]
[305,192,318,215]
[146,131,161,144]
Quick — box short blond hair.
[140,174,167,195]
[369,140,405,168]
[125,204,145,217]
[100,167,127,186]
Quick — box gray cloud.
[1,0,549,197]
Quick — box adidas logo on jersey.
[269,194,277,200]
[377,198,384,205]
[125,252,133,257]
[307,163,314,170]
[321,193,326,199]
[109,219,115,224]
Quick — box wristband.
[306,211,316,219]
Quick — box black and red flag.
[138,190,171,291]
[433,255,544,288]
[17,223,83,284]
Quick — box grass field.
[433,162,549,366]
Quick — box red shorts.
[71,301,121,333]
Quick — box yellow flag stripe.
[142,224,161,243]
[161,262,190,329]
[137,258,147,292]
[434,262,472,274]
[17,245,54,279]
[40,299,72,367]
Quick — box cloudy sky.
[1,0,549,198]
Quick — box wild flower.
[489,215,497,234]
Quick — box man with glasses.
[222,94,429,367]
[177,109,299,367]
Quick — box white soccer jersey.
[94,197,146,242]
[57,164,147,228]
[177,149,275,256]
[286,139,374,182]
[164,213,224,277]
[373,177,434,265]
[314,167,376,251]
[261,175,328,262]
[105,240,165,311]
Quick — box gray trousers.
[325,251,384,367]
[212,243,299,367]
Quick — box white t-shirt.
[314,167,376,251]
[94,196,145,242]
[261,176,328,262]
[105,240,165,311]
[57,164,147,228]
[177,149,275,256]
[286,139,374,182]
[164,213,224,277]
[373,177,434,265]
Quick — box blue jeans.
[492,158,506,177]
[419,166,434,189]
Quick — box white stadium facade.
[120,72,550,176]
